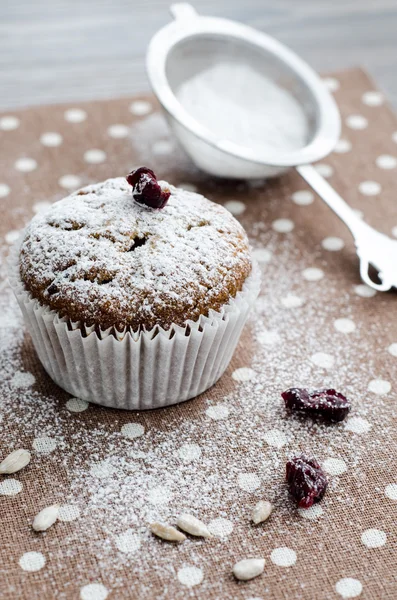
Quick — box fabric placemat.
[0,68,396,600]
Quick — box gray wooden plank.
[1,0,397,109]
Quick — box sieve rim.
[146,10,341,168]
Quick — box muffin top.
[19,177,252,331]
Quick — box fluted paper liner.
[8,239,260,410]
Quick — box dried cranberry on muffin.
[19,169,252,332]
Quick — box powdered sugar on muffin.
[19,177,252,330]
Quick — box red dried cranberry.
[282,388,351,422]
[126,167,170,209]
[286,454,327,509]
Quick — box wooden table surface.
[1,0,397,110]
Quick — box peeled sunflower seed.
[32,504,60,532]
[177,514,212,538]
[233,558,265,581]
[150,522,186,542]
[251,500,273,525]
[0,449,31,474]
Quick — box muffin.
[10,168,260,409]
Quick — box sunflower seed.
[252,500,273,524]
[233,558,265,581]
[177,514,212,538]
[32,504,60,532]
[150,522,186,542]
[0,449,31,474]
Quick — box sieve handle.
[296,163,397,291]
[296,164,365,237]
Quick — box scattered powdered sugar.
[129,112,197,178]
[1,160,396,597]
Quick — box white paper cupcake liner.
[8,238,260,410]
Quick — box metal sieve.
[147,4,397,292]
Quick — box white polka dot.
[291,190,314,205]
[334,139,352,154]
[5,230,21,244]
[107,124,130,139]
[354,284,376,298]
[368,379,391,395]
[178,182,197,192]
[148,486,173,505]
[19,552,46,572]
[40,132,63,147]
[315,163,334,178]
[66,398,89,413]
[206,404,229,420]
[58,505,81,521]
[298,504,324,520]
[64,108,87,123]
[302,267,324,282]
[0,478,23,495]
[208,517,234,537]
[263,429,287,448]
[257,329,281,345]
[385,483,397,500]
[121,423,145,440]
[252,248,272,263]
[0,116,20,130]
[14,158,37,172]
[392,131,397,144]
[392,226,397,238]
[335,578,363,598]
[361,528,386,548]
[114,530,141,554]
[346,115,368,130]
[177,566,204,587]
[232,367,256,382]
[0,183,10,198]
[33,201,52,214]
[177,443,201,463]
[362,91,384,106]
[310,352,335,369]
[272,218,294,233]
[323,77,340,92]
[152,140,173,155]
[359,180,381,196]
[387,343,397,357]
[90,459,119,479]
[59,175,82,190]
[80,583,109,600]
[334,318,356,333]
[322,237,345,251]
[224,200,246,216]
[11,371,35,388]
[84,149,106,164]
[270,547,297,567]
[130,100,152,116]
[323,458,347,475]
[345,417,371,434]
[376,154,397,169]
[32,436,57,454]
[281,294,305,308]
[238,472,261,492]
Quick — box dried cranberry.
[282,388,350,422]
[47,282,59,296]
[126,167,170,209]
[286,454,327,509]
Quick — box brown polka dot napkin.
[1,68,397,600]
